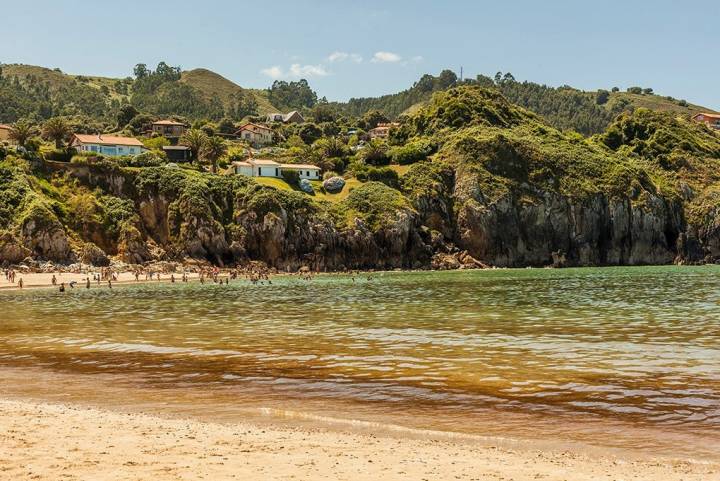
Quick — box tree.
[361,110,389,130]
[41,117,72,148]
[116,104,139,129]
[358,139,390,166]
[642,88,654,95]
[179,129,208,164]
[611,87,620,92]
[200,135,227,173]
[216,117,236,135]
[9,119,38,148]
[627,86,643,94]
[267,79,318,110]
[595,90,610,105]
[133,63,149,79]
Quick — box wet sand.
[1,398,717,481]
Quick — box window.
[275,168,279,176]
[306,171,310,176]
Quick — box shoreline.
[2,263,717,292]
[1,397,717,481]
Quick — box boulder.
[299,178,314,194]
[79,243,110,267]
[0,232,31,264]
[322,176,346,193]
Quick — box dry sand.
[0,399,718,481]
[0,271,199,290]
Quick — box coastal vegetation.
[1,59,719,270]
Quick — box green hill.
[180,68,278,115]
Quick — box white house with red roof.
[70,134,146,157]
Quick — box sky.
[1,0,718,107]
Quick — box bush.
[595,90,610,105]
[44,148,76,162]
[389,139,434,165]
[350,162,399,189]
[357,139,390,166]
[120,151,167,167]
[143,136,170,150]
[281,169,300,187]
[627,86,643,94]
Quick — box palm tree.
[179,129,208,166]
[42,117,72,148]
[9,119,38,148]
[201,135,227,173]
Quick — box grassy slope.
[2,64,126,100]
[609,91,717,116]
[179,68,278,115]
[402,88,718,125]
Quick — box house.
[147,120,187,140]
[691,113,720,130]
[368,122,399,140]
[230,159,321,180]
[279,163,321,180]
[235,123,274,147]
[70,134,146,157]
[0,124,11,143]
[266,111,305,124]
[162,145,192,163]
[230,158,281,177]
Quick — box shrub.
[143,136,170,150]
[627,86,643,94]
[44,148,76,162]
[357,139,390,166]
[281,169,300,187]
[120,151,167,167]
[389,139,434,165]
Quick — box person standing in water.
[51,274,57,286]
[107,279,112,289]
[17,278,23,289]
[59,283,65,292]
[86,278,91,289]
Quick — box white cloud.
[328,51,363,63]
[289,63,329,77]
[260,66,283,79]
[261,64,330,80]
[371,51,402,63]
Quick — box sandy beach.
[0,270,200,290]
[0,399,717,481]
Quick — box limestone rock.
[299,178,314,194]
[322,176,345,193]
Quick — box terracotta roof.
[280,163,320,170]
[153,120,185,126]
[73,134,144,147]
[693,113,720,120]
[0,124,11,130]
[231,161,252,167]
[237,122,272,133]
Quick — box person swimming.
[59,283,65,292]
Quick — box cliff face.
[1,86,719,270]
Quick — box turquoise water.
[1,266,719,455]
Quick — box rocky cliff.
[1,86,719,270]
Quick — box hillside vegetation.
[2,82,720,271]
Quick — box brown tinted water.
[1,267,719,459]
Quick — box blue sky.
[1,0,718,107]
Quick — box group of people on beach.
[3,263,357,293]
[4,269,23,288]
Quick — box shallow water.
[1,266,719,458]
